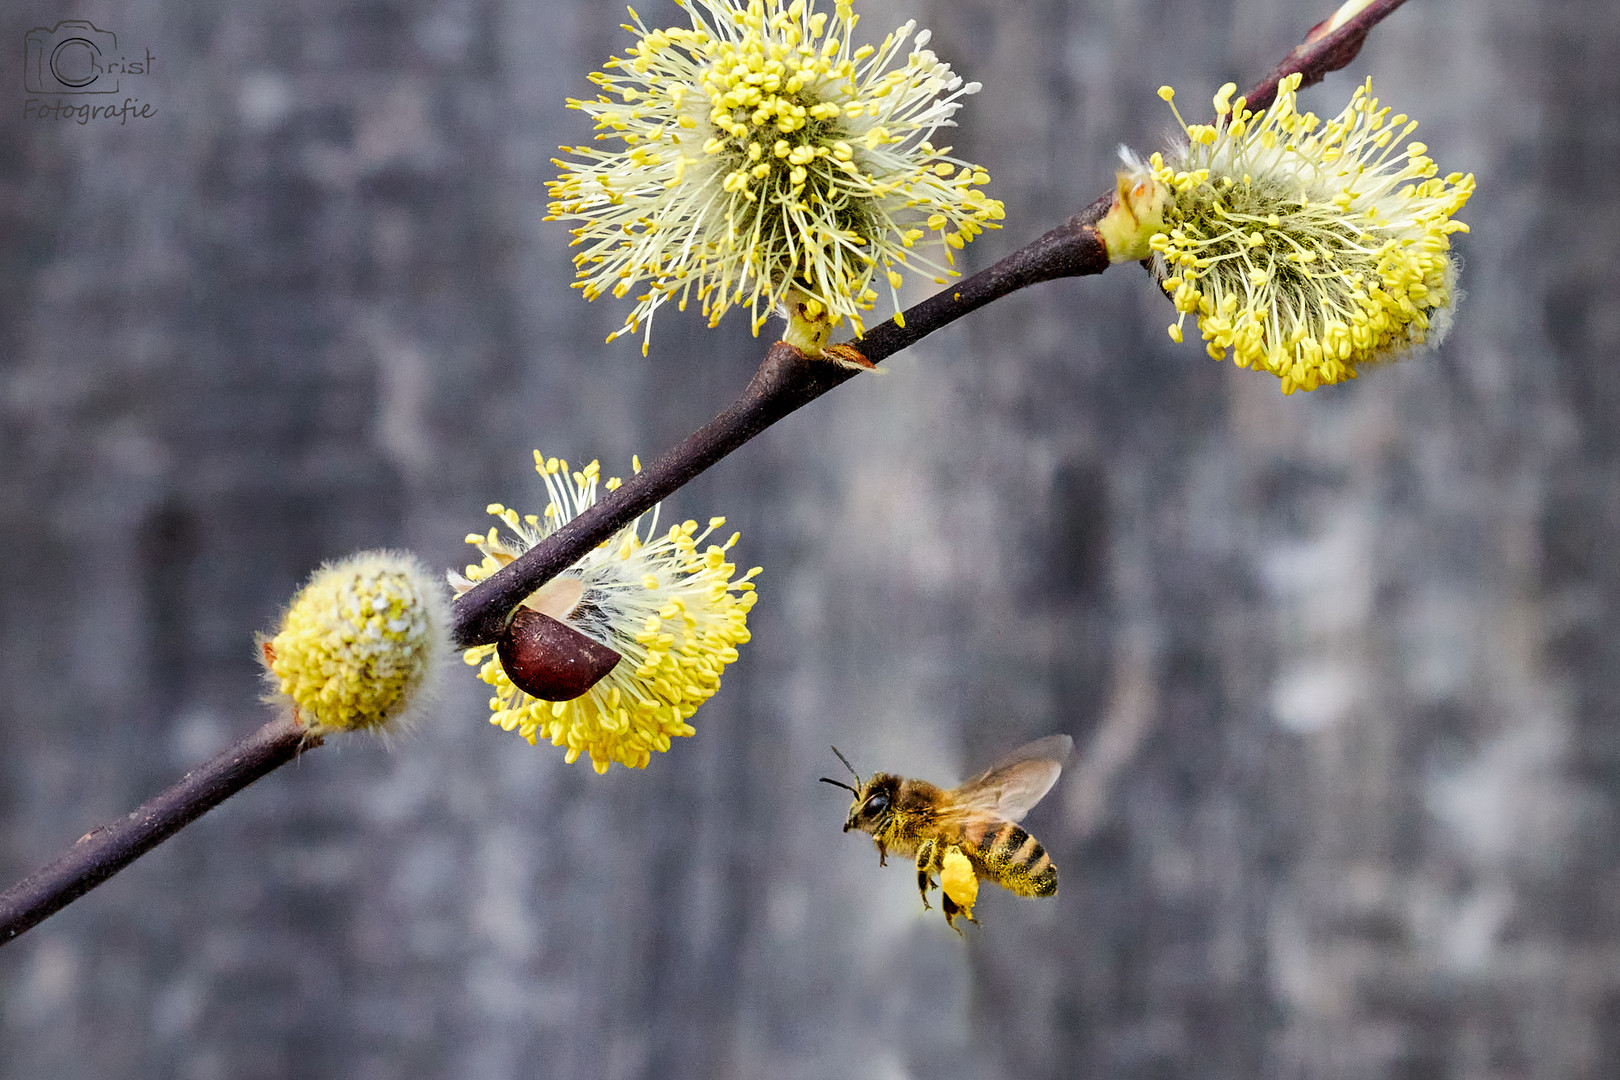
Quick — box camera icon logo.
[24,21,127,94]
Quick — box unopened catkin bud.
[262,550,449,736]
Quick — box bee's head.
[844,774,900,835]
[820,747,898,835]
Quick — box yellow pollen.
[1140,73,1472,392]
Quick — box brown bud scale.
[497,608,621,701]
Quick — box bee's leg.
[914,839,937,911]
[941,892,978,935]
[942,893,963,935]
[915,868,933,911]
[875,838,889,867]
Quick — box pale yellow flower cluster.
[451,453,760,772]
[548,0,1002,353]
[1135,74,1473,393]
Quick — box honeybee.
[820,735,1072,933]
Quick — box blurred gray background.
[2,0,1614,1076]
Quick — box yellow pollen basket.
[940,846,979,917]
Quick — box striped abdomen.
[962,820,1058,898]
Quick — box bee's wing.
[941,734,1073,824]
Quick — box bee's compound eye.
[864,793,889,814]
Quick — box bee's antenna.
[830,745,860,784]
[819,776,858,794]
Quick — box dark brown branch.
[856,195,1117,363]
[1244,0,1410,113]
[0,716,319,946]
[451,0,1411,648]
[454,339,858,645]
[451,1,1409,649]
[452,205,1114,647]
[0,0,1415,945]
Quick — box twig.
[452,202,1115,647]
[0,0,1412,946]
[0,716,319,945]
[450,0,1403,650]
[1245,0,1409,113]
